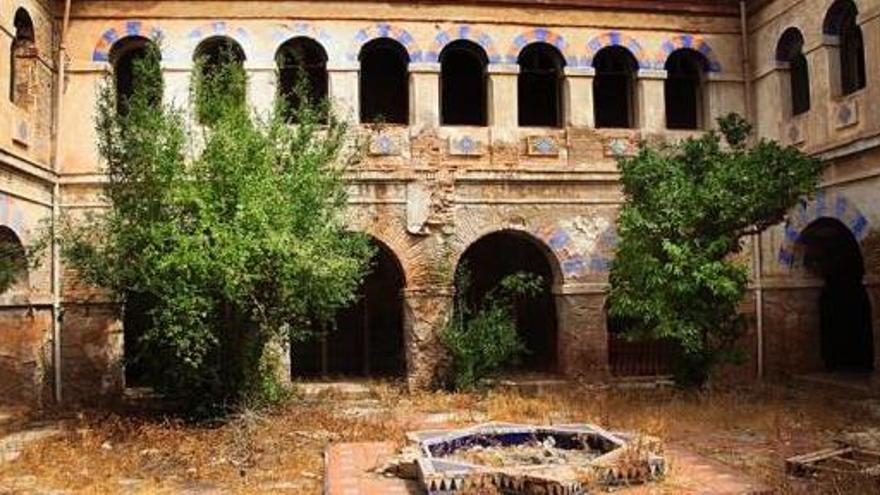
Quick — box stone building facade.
[0,0,877,405]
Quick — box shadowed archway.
[799,218,874,372]
[456,230,559,372]
[292,237,406,378]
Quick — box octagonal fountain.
[407,423,666,494]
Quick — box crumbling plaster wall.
[49,0,751,397]
[0,0,55,405]
[750,0,880,381]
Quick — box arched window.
[776,28,810,117]
[518,43,565,127]
[10,8,36,108]
[440,40,488,126]
[824,0,866,96]
[359,39,409,125]
[111,37,162,115]
[593,46,638,128]
[0,227,28,295]
[664,49,708,130]
[193,36,247,124]
[276,37,328,123]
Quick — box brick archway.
[454,229,561,372]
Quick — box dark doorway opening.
[664,49,706,130]
[593,46,637,128]
[293,239,406,378]
[440,40,488,126]
[800,218,874,372]
[517,42,565,127]
[456,231,558,371]
[359,38,409,125]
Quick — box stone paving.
[0,422,62,465]
[324,441,771,495]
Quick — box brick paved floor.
[325,442,420,495]
[325,441,771,495]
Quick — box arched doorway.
[292,238,406,378]
[799,218,874,372]
[456,230,558,372]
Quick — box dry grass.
[0,382,878,494]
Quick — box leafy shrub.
[442,269,543,390]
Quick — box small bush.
[442,269,543,390]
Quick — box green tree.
[608,114,824,387]
[60,44,370,409]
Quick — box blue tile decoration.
[346,23,422,63]
[0,194,28,243]
[449,135,483,156]
[527,135,560,156]
[533,220,618,279]
[269,22,333,66]
[584,31,651,69]
[411,422,665,494]
[92,21,165,62]
[426,25,500,64]
[778,191,872,268]
[656,34,723,72]
[186,21,253,61]
[505,28,575,66]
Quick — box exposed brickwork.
[0,0,878,404]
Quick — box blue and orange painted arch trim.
[92,21,165,62]
[778,190,871,267]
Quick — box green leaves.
[61,44,369,408]
[609,113,824,386]
[441,269,542,390]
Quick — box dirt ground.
[1,381,879,494]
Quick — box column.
[755,63,790,141]
[246,61,277,117]
[265,334,292,390]
[487,63,519,143]
[563,67,594,128]
[163,64,192,114]
[636,69,667,132]
[409,62,441,132]
[403,287,453,391]
[554,284,610,380]
[806,38,838,142]
[327,63,360,124]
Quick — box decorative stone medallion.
[448,136,485,156]
[12,114,30,147]
[368,133,402,156]
[786,121,804,146]
[604,137,636,158]
[834,99,859,129]
[527,135,560,156]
